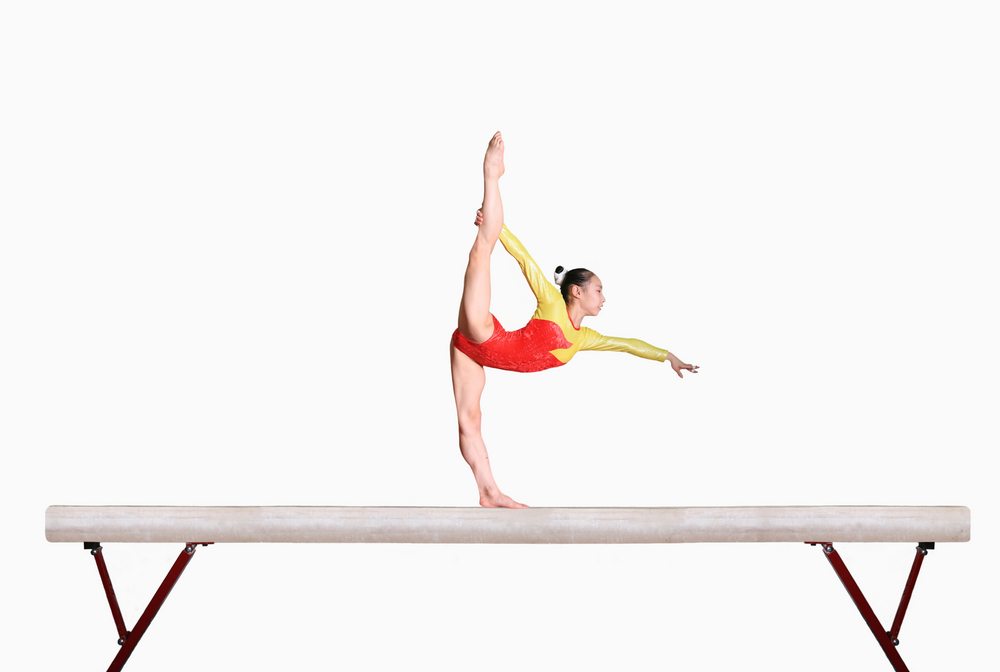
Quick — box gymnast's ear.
[553,266,566,286]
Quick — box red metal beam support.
[889,542,932,645]
[86,543,128,643]
[818,542,909,671]
[76,540,941,670]
[807,541,939,672]
[85,542,212,672]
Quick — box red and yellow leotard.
[451,224,671,372]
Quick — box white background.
[2,2,997,670]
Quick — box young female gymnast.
[450,131,699,508]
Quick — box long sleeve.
[498,224,562,306]
[577,327,671,362]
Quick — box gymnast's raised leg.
[450,132,527,509]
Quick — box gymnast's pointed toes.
[484,132,506,179]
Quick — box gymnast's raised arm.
[475,210,561,306]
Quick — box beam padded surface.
[45,506,970,544]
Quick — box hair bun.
[553,265,566,286]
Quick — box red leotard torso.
[452,314,572,373]
[451,224,671,373]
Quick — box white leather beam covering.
[45,506,971,544]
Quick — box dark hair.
[554,265,595,304]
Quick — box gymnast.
[451,131,699,509]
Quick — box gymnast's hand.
[474,208,483,227]
[667,353,699,379]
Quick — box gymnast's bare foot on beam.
[480,486,528,509]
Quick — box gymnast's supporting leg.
[450,132,525,508]
[450,344,527,508]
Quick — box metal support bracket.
[74,540,941,670]
[84,542,213,672]
[806,541,934,672]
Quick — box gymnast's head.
[554,266,605,316]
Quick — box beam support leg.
[888,542,933,645]
[84,542,211,672]
[809,542,928,672]
[86,542,128,644]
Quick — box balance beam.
[46,505,971,672]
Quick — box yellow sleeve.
[578,327,671,362]
[498,224,563,306]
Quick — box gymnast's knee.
[458,408,482,434]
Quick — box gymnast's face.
[574,275,605,317]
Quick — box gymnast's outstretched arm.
[578,328,670,361]
[578,328,700,378]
